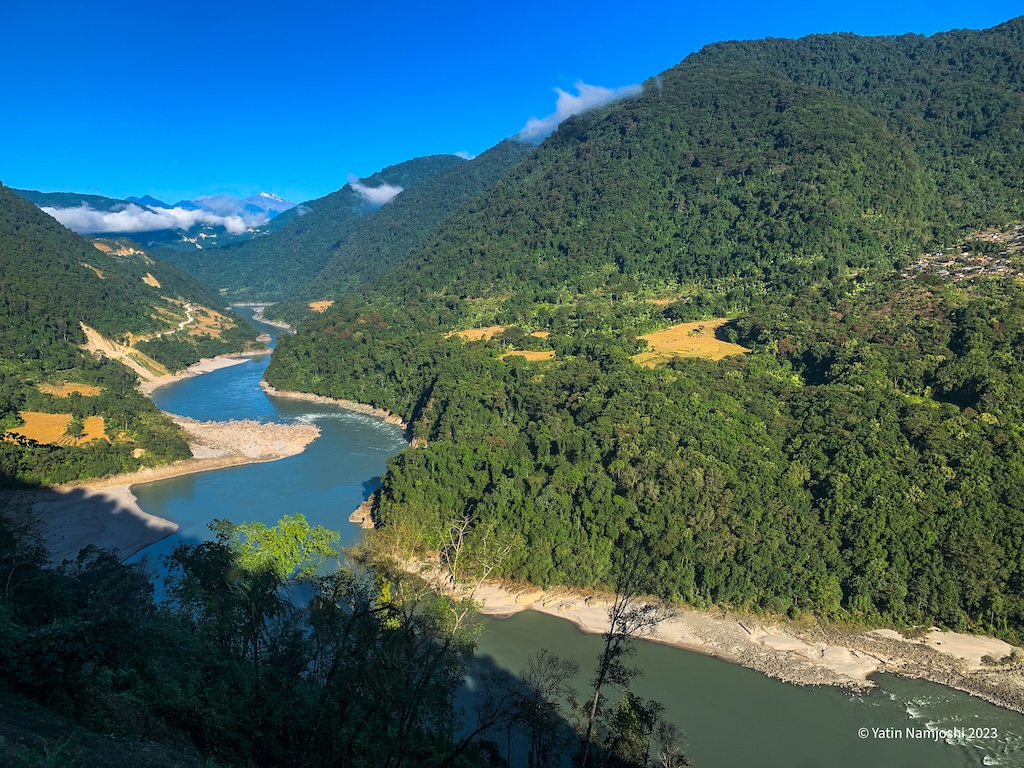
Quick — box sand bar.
[1,485,177,563]
[5,417,320,563]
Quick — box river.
[130,308,1024,767]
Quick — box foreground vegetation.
[0,514,686,767]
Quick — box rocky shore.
[468,581,1024,713]
[260,382,412,434]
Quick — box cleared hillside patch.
[142,272,161,288]
[76,416,109,444]
[501,350,556,361]
[4,412,112,446]
[309,300,334,313]
[446,325,506,341]
[645,297,680,306]
[633,318,750,366]
[187,307,231,339]
[447,326,551,342]
[37,383,103,397]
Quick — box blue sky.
[2,1,1020,204]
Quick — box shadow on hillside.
[0,485,176,564]
[459,649,578,768]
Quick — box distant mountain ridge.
[161,154,469,301]
[125,194,171,208]
[14,187,297,251]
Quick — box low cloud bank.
[43,203,269,235]
[517,81,643,143]
[348,175,403,206]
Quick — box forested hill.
[302,139,535,301]
[691,17,1024,231]
[0,184,259,486]
[267,18,1024,641]
[162,154,467,301]
[375,19,1024,302]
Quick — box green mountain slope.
[0,184,259,486]
[692,17,1024,228]
[267,19,1024,640]
[162,154,467,301]
[304,140,535,299]
[384,69,940,300]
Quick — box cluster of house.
[903,224,1023,283]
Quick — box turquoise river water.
[128,309,1024,767]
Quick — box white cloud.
[347,174,403,207]
[455,150,475,160]
[192,195,247,217]
[516,80,643,143]
[43,203,268,235]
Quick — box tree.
[578,548,673,768]
[211,513,340,581]
[519,650,580,768]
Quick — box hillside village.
[904,224,1024,282]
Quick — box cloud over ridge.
[348,174,404,207]
[42,203,268,235]
[517,80,643,143]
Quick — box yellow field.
[79,417,108,444]
[38,383,103,397]
[632,318,750,367]
[142,272,161,288]
[644,297,679,306]
[447,325,507,341]
[4,412,110,446]
[309,300,334,313]
[501,350,556,361]
[448,326,552,342]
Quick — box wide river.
[131,309,1024,767]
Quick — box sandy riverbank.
[1,485,178,563]
[250,306,295,334]
[467,581,1024,713]
[260,382,412,433]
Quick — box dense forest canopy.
[266,17,1024,641]
[0,184,259,486]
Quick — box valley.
[5,9,1024,768]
